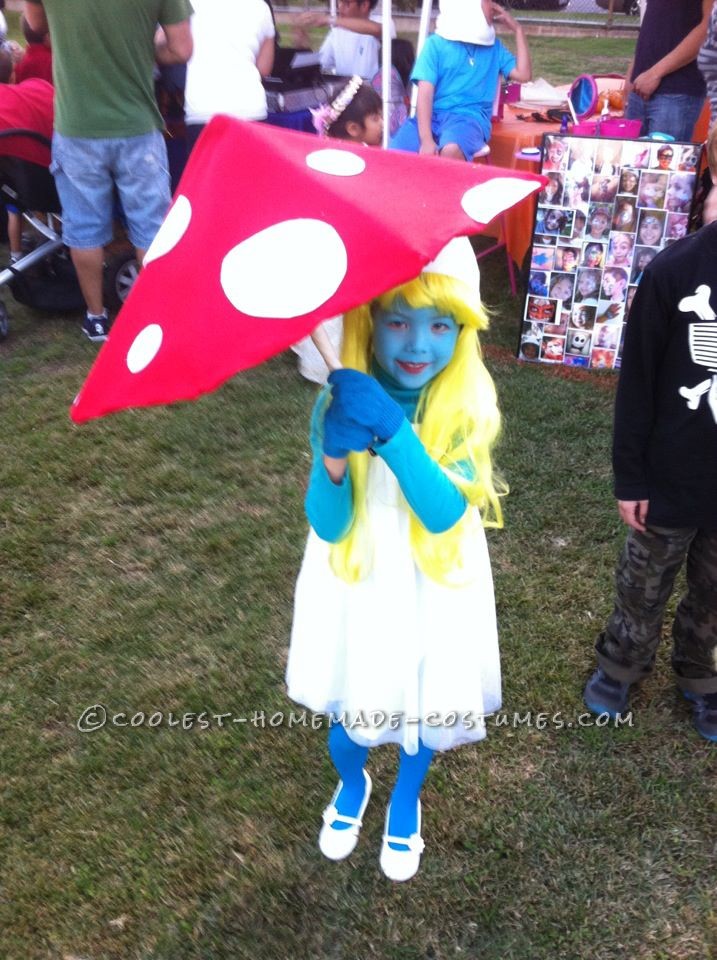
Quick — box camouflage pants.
[595,525,717,694]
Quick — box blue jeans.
[625,91,704,142]
[51,129,171,250]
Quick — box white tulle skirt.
[286,454,501,754]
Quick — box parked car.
[595,0,640,13]
[505,0,570,9]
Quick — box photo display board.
[518,135,703,370]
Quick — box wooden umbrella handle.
[310,324,342,371]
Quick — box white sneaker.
[318,770,372,861]
[379,800,425,882]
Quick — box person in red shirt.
[15,16,53,85]
[0,77,54,166]
[0,49,54,260]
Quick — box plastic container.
[572,120,599,136]
[600,118,642,139]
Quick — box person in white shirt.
[293,0,395,79]
[184,0,275,152]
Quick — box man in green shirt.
[24,0,193,341]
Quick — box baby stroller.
[0,128,137,340]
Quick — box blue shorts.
[390,111,489,161]
[50,129,171,250]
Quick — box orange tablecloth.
[484,116,560,267]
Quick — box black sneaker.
[583,667,631,718]
[684,690,717,742]
[82,313,109,343]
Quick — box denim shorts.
[51,129,171,250]
[390,111,489,161]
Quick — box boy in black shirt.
[583,127,717,742]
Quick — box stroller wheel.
[104,250,139,311]
[0,301,8,340]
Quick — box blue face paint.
[372,300,459,389]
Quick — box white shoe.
[318,770,372,861]
[379,800,425,882]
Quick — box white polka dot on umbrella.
[305,149,366,177]
[220,219,348,318]
[144,195,192,265]
[126,324,163,373]
[461,178,539,224]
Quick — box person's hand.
[292,25,311,47]
[323,402,375,459]
[703,185,717,225]
[632,67,661,100]
[4,40,23,64]
[491,3,518,31]
[328,369,404,441]
[419,138,438,156]
[296,11,328,27]
[617,499,648,531]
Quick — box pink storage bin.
[600,118,642,138]
[572,120,599,136]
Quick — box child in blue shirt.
[391,0,531,161]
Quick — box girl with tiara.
[312,75,384,146]
[287,238,504,882]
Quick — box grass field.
[1,16,715,960]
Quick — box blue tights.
[327,723,434,850]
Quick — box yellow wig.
[329,271,505,585]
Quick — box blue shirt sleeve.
[375,420,467,533]
[304,391,354,543]
[411,34,440,86]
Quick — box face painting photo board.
[518,135,703,371]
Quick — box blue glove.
[323,400,375,458]
[327,369,404,442]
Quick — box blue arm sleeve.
[304,391,354,543]
[375,420,467,533]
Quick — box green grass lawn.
[1,20,715,960]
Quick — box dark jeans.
[625,91,704,142]
[596,525,717,694]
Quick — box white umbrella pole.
[382,8,391,148]
[410,0,433,117]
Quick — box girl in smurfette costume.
[287,238,504,882]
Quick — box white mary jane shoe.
[318,770,372,861]
[379,800,425,882]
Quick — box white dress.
[287,450,501,755]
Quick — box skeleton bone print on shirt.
[678,285,717,421]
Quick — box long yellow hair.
[328,272,505,585]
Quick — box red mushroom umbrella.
[71,116,544,423]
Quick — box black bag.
[9,248,85,312]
